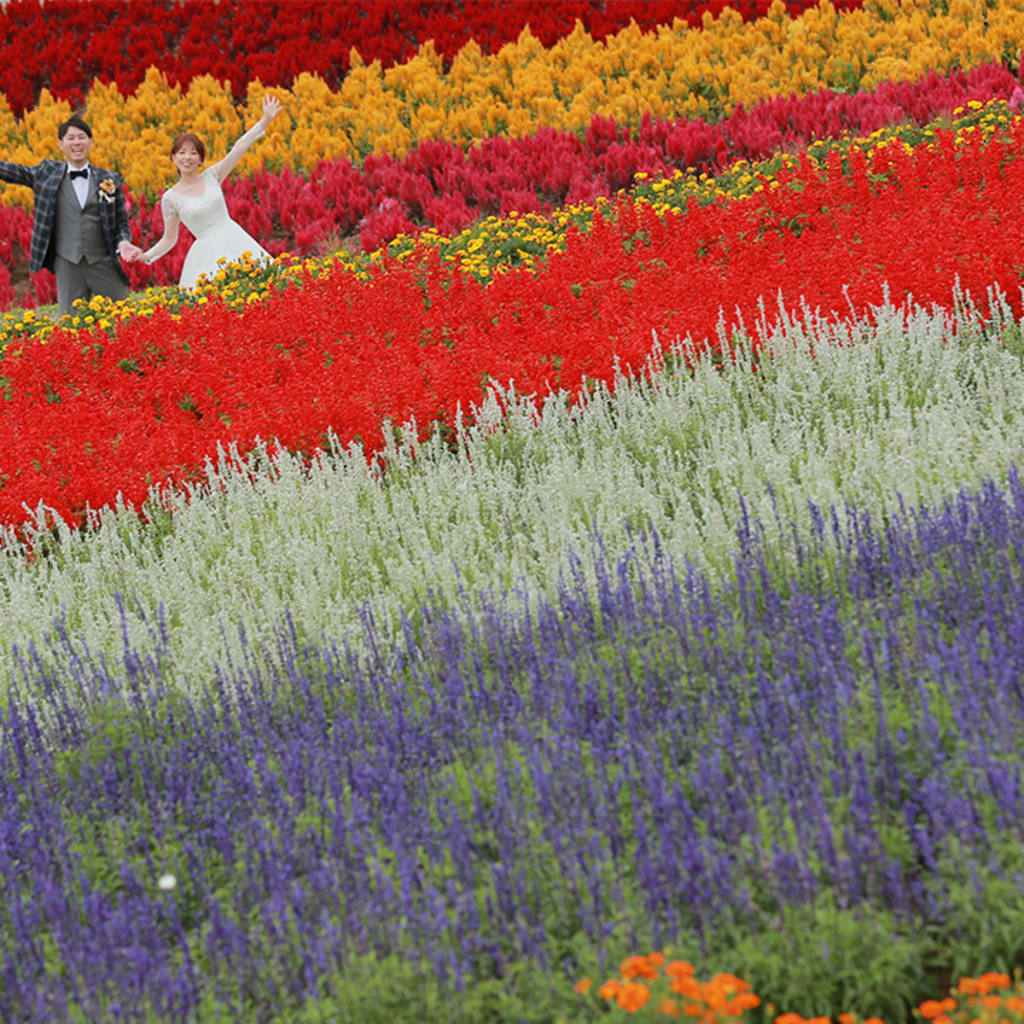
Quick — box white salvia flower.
[157,873,177,891]
[3,285,1024,706]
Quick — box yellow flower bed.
[0,0,1021,205]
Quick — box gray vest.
[53,171,108,264]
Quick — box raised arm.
[134,194,181,265]
[207,94,283,183]
[0,159,39,188]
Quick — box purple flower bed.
[3,470,1024,1021]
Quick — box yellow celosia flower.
[2,0,1024,204]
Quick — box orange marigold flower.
[920,1001,945,1018]
[650,951,667,966]
[622,955,660,980]
[659,997,682,1018]
[729,993,762,1012]
[713,973,751,993]
[684,1002,706,1017]
[703,984,729,1011]
[776,1014,806,1024]
[672,976,703,999]
[862,1017,886,1024]
[839,1013,856,1024]
[806,1016,832,1024]
[979,995,1003,1010]
[618,981,653,1013]
[621,956,642,979]
[574,978,592,995]
[940,999,957,1012]
[600,979,623,1001]
[667,960,697,979]
[960,974,1011,997]
[980,973,1011,991]
[1004,997,1024,1013]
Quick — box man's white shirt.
[67,164,90,207]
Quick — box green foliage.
[255,950,594,1024]
[932,840,1024,981]
[725,897,929,1024]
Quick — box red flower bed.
[0,0,865,114]
[2,118,1023,533]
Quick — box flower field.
[2,1,1024,1022]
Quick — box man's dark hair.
[58,115,92,140]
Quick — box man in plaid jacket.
[0,115,142,316]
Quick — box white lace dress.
[162,167,270,289]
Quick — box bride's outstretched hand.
[261,94,283,124]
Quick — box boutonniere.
[98,177,117,202]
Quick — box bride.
[133,94,283,288]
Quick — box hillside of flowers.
[0,0,1022,303]
[3,2,1024,1022]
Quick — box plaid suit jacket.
[0,158,132,282]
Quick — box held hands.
[120,241,144,263]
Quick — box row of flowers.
[0,0,854,115]
[5,455,1024,1018]
[0,66,1017,314]
[0,0,1020,198]
[3,107,1024,531]
[579,957,1024,1023]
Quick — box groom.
[0,115,142,316]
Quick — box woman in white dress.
[133,95,283,288]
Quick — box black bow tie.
[69,168,88,180]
